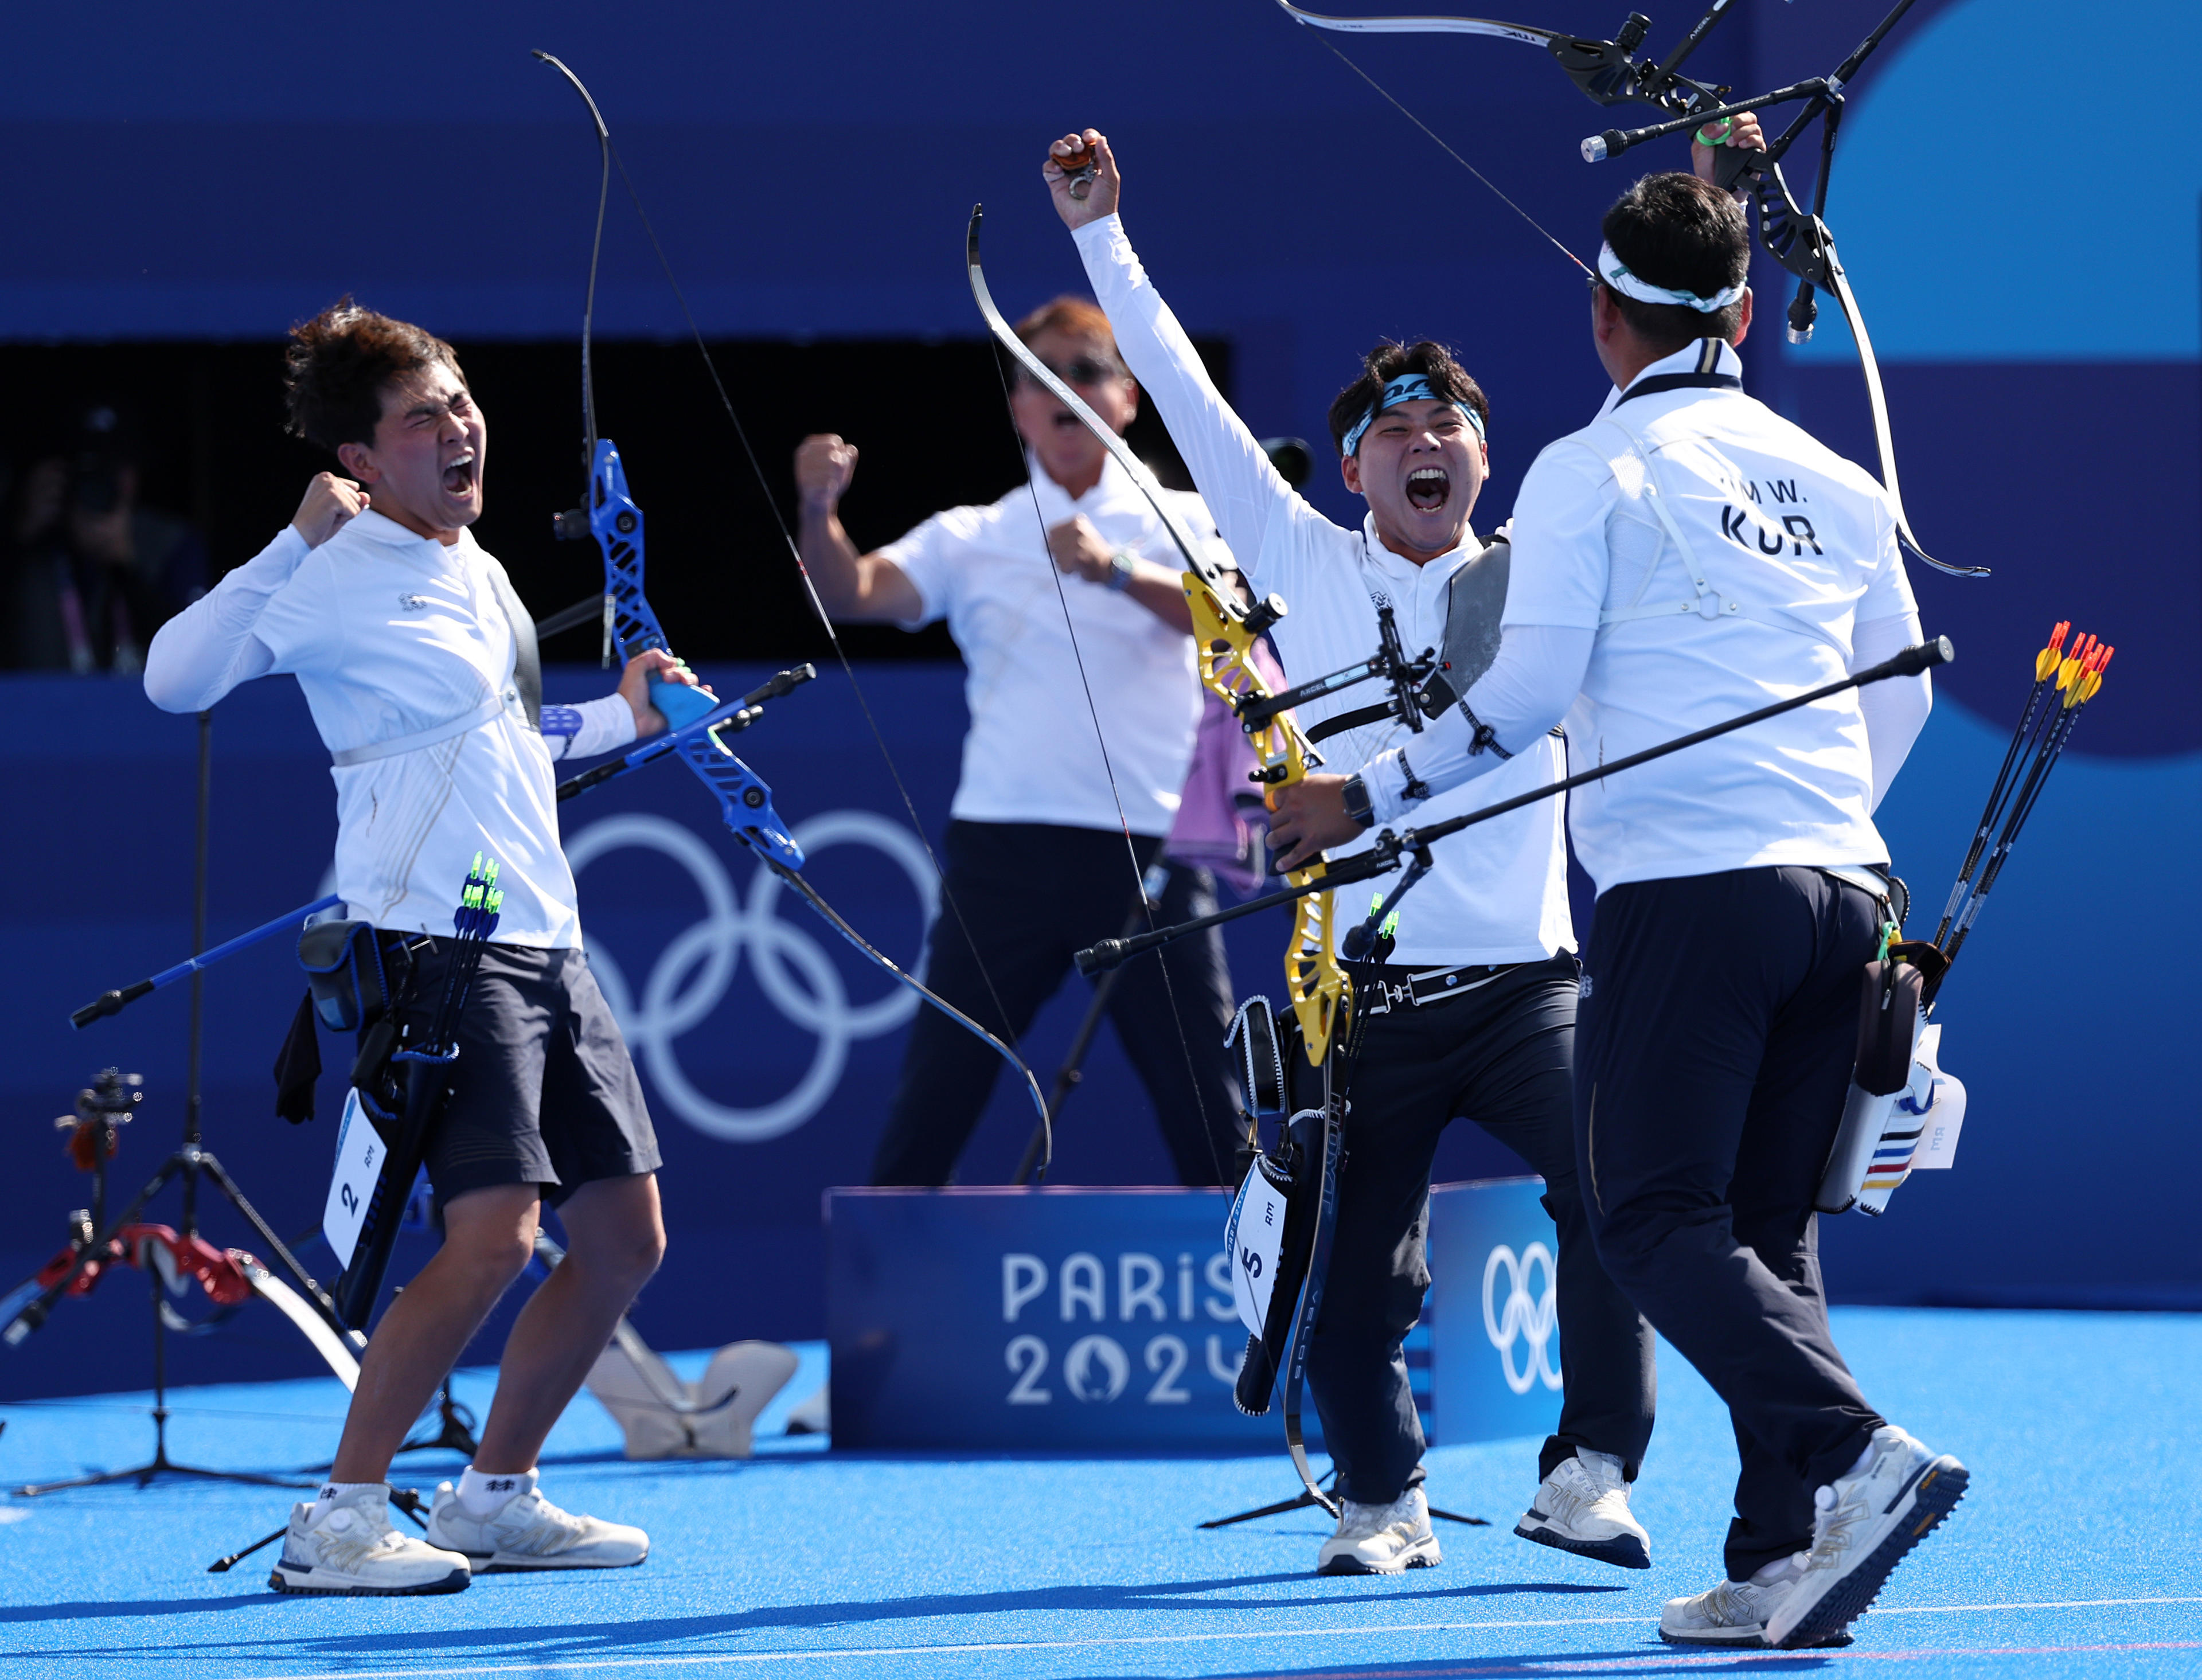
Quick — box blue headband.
[1341,373,1486,459]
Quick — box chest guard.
[1414,537,1511,718]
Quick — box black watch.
[1341,774,1375,830]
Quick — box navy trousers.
[1575,866,1889,1580]
[869,819,1244,1188]
[1306,951,1657,1506]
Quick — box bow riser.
[1186,577,1347,1068]
[584,437,807,869]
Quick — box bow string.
[965,208,1350,1070]
[531,52,1054,1149]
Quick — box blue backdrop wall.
[2,0,2196,1396]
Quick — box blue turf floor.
[0,1308,2195,1679]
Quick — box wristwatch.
[1341,774,1375,830]
[1106,549,1137,592]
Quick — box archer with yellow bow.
[973,127,1669,1579]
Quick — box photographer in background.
[5,401,206,673]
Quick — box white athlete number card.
[323,1087,381,1272]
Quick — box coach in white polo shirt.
[1048,127,1667,1581]
[1335,167,1966,1650]
[146,301,677,1597]
[794,295,1242,1188]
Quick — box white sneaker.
[270,1484,470,1596]
[1315,1485,1441,1576]
[1660,1555,1852,1648]
[424,1470,649,1572]
[1514,1450,1650,1569]
[1763,1424,1969,1650]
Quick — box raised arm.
[143,472,364,712]
[794,435,924,624]
[1049,130,1298,580]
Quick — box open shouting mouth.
[1405,465,1450,511]
[442,450,478,498]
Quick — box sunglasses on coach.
[1012,355,1125,389]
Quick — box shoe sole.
[1772,1456,1969,1649]
[1659,1626,1853,1650]
[1513,1518,1650,1570]
[451,1549,649,1573]
[1316,1540,1440,1576]
[268,1565,469,1597]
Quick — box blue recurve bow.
[530,50,1053,1144]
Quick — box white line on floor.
[208,1595,2202,1680]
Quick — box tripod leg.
[1196,1490,1326,1530]
[197,1154,352,1337]
[208,1525,290,1573]
[1012,966,1125,1186]
[1198,1467,1341,1529]
[1013,897,1145,1185]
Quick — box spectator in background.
[794,296,1246,1190]
[5,401,206,674]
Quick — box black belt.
[1350,960,1521,1016]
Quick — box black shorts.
[384,939,660,1213]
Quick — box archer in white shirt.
[1322,163,1958,1645]
[1046,126,1714,1579]
[792,298,1244,1189]
[143,301,689,1595]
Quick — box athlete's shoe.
[1514,1450,1651,1569]
[1763,1424,1968,1650]
[424,1470,649,1571]
[269,1484,470,1596]
[1315,1485,1441,1575]
[1660,1557,1852,1648]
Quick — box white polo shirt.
[1362,338,1923,894]
[144,511,595,947]
[1075,213,1572,966]
[882,453,1209,837]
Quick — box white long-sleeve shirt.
[1360,339,1931,894]
[1075,213,1572,966]
[145,513,635,946]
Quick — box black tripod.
[1200,1464,1487,1531]
[15,713,356,1497]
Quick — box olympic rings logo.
[565,811,936,1144]
[1482,1241,1563,1396]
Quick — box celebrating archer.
[1040,124,1755,1579]
[793,299,1246,1190]
[1330,161,1963,1648]
[143,301,685,1597]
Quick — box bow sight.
[1275,0,1982,579]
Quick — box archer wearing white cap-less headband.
[1595,240,1748,313]
[1330,158,1959,1650]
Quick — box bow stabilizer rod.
[71,894,345,1027]
[1080,636,1956,974]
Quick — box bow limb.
[1272,1,1558,48]
[966,205,1348,1066]
[1275,2,1980,579]
[1274,0,1727,115]
[532,55,1055,1144]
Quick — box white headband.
[1597,240,1746,313]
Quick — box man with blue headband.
[1308,162,1962,1651]
[1048,126,1693,1581]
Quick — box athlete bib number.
[1223,1164,1289,1337]
[323,1088,381,1272]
